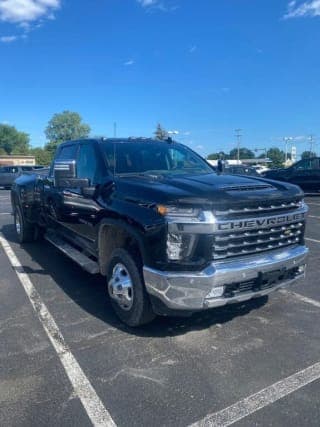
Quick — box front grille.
[215,200,302,218]
[211,198,306,261]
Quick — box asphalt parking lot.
[0,189,320,427]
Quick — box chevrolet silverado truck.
[11,138,309,326]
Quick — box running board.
[44,232,99,274]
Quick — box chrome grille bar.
[215,201,302,217]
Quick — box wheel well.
[98,224,142,276]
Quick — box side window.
[77,144,101,185]
[293,159,312,170]
[104,143,115,171]
[56,144,78,161]
[311,158,320,170]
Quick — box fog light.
[206,286,225,299]
[298,264,306,274]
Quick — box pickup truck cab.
[11,138,309,326]
[264,158,320,193]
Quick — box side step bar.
[44,232,99,274]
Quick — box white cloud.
[284,0,320,19]
[137,0,177,12]
[124,59,135,66]
[0,0,60,24]
[0,34,18,42]
[189,45,197,53]
[137,0,160,7]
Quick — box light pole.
[283,137,293,164]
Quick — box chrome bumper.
[143,245,309,311]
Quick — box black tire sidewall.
[107,248,155,327]
[14,205,35,243]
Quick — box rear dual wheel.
[14,205,37,243]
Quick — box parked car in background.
[264,158,320,193]
[0,165,49,189]
[251,165,271,175]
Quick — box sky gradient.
[0,0,320,158]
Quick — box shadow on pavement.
[1,222,268,338]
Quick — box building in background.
[0,155,36,166]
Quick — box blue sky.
[0,0,320,158]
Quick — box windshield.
[101,141,213,176]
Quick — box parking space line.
[280,290,320,309]
[0,234,116,427]
[0,213,11,215]
[305,237,320,244]
[308,215,320,219]
[190,361,320,427]
[306,202,320,206]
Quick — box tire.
[14,205,36,243]
[107,248,155,327]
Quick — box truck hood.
[115,172,303,208]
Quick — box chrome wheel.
[108,263,134,311]
[15,212,21,235]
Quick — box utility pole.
[235,129,242,163]
[113,122,117,138]
[309,134,315,157]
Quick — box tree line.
[0,116,316,167]
[0,111,91,165]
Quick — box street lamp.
[283,137,293,164]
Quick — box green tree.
[0,124,30,154]
[301,151,317,159]
[207,151,229,160]
[229,147,255,159]
[45,111,90,153]
[266,147,286,168]
[29,147,53,165]
[154,123,168,140]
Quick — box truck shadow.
[1,223,268,338]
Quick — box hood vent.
[221,184,273,192]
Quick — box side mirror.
[54,160,89,188]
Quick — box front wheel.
[107,248,155,327]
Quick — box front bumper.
[143,245,309,311]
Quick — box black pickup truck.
[11,138,309,326]
[264,157,320,193]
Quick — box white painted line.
[308,215,320,219]
[307,202,320,206]
[280,290,320,309]
[0,234,116,427]
[0,213,11,215]
[190,361,320,427]
[305,237,320,244]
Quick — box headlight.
[157,205,200,218]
